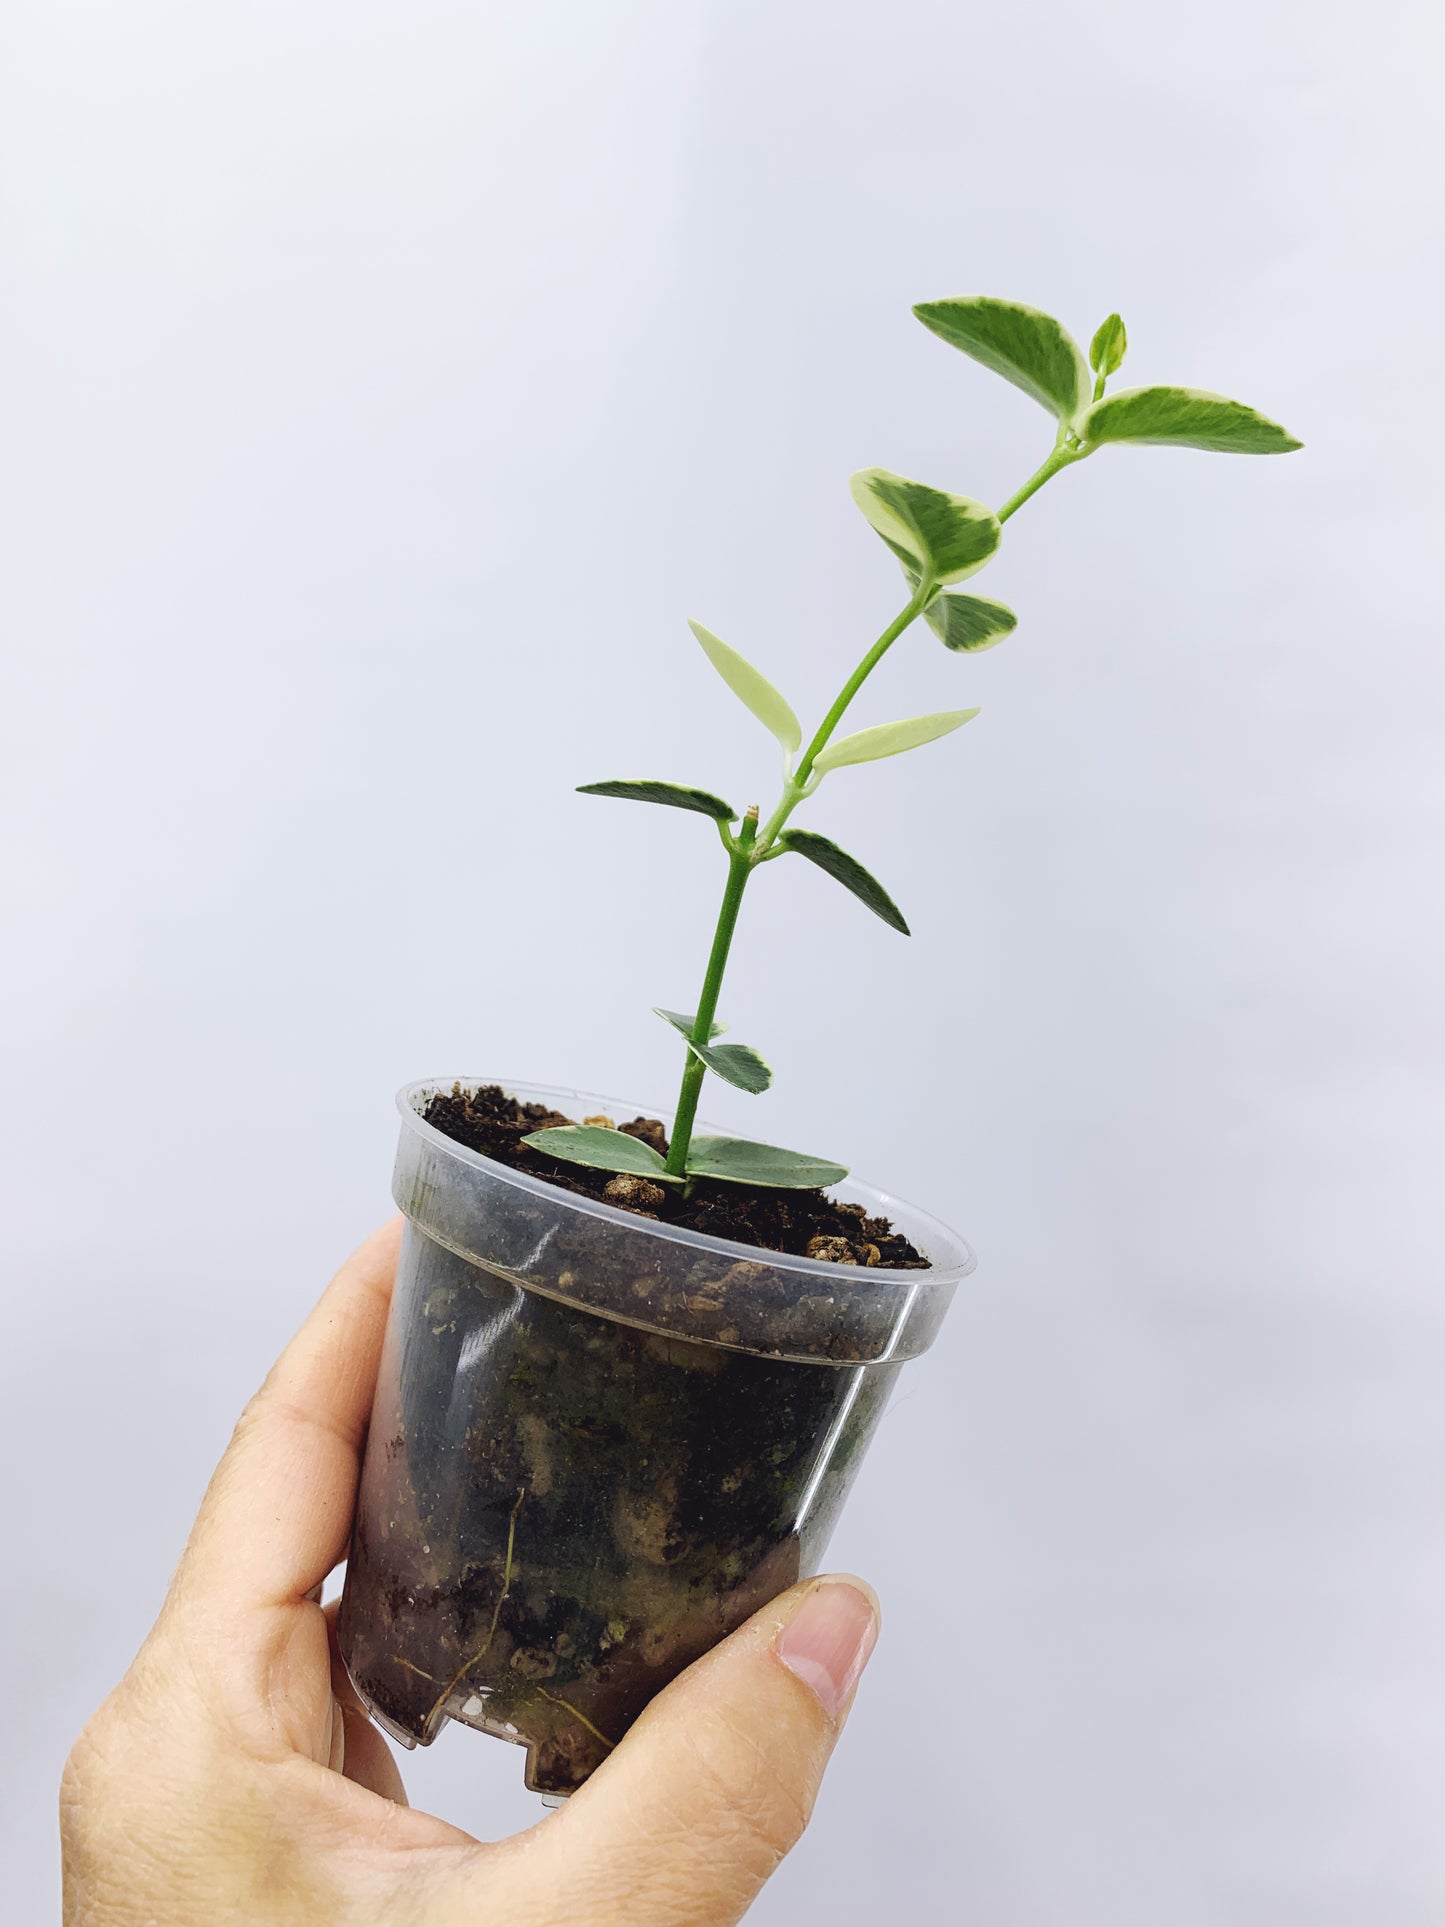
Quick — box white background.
[3,2,1443,1920]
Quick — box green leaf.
[1079,386,1302,454]
[654,1007,727,1041]
[902,565,1018,652]
[850,469,1001,585]
[1089,313,1128,379]
[685,1039,772,1095]
[913,295,1090,421]
[688,621,801,758]
[813,707,979,776]
[656,1008,769,1092]
[577,780,737,820]
[522,1124,681,1182]
[777,829,909,934]
[924,590,1018,653]
[685,1135,848,1189]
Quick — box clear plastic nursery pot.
[338,1079,975,1797]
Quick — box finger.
[173,1218,402,1618]
[324,1600,410,1804]
[514,1575,880,1927]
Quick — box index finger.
[171,1217,402,1619]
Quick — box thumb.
[531,1575,880,1927]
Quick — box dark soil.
[339,1223,900,1794]
[423,1083,927,1269]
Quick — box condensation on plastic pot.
[394,1078,976,1367]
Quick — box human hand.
[61,1220,881,1925]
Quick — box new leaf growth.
[529,295,1301,1193]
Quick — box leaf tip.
[1089,311,1128,379]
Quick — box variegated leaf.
[684,1039,772,1095]
[577,780,736,819]
[654,1007,727,1041]
[1089,313,1128,379]
[924,591,1018,653]
[913,295,1090,421]
[1080,385,1302,454]
[689,620,801,757]
[778,829,909,934]
[685,1135,847,1189]
[522,1124,680,1182]
[813,707,979,776]
[850,469,1001,585]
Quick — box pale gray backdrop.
[3,1,1443,1921]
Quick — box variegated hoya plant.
[525,296,1300,1191]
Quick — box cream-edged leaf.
[654,1007,727,1041]
[577,780,736,819]
[1080,385,1302,454]
[1089,312,1128,379]
[522,1124,681,1182]
[778,829,910,934]
[685,1135,848,1189]
[913,295,1090,421]
[813,707,979,776]
[850,469,1001,585]
[924,591,1018,653]
[682,1039,772,1095]
[688,620,801,756]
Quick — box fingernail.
[775,1577,880,1722]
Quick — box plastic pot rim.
[404,1069,977,1278]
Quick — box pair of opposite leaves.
[576,606,940,944]
[559,297,1302,1158]
[672,297,1301,792]
[914,295,1300,451]
[581,297,1300,943]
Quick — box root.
[536,1687,616,1752]
[427,1485,526,1724]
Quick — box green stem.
[995,441,1084,524]
[665,812,757,1177]
[790,580,935,790]
[666,439,1085,1174]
